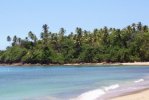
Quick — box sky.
[0,0,149,50]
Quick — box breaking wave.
[70,84,120,100]
[134,79,144,83]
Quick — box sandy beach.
[111,89,149,100]
[65,62,149,66]
[121,62,149,66]
[68,62,149,66]
[1,62,149,66]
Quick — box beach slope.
[111,89,149,100]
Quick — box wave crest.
[134,79,144,83]
[104,84,120,91]
[70,89,105,100]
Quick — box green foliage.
[52,53,64,64]
[0,46,27,63]
[0,22,149,64]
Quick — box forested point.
[0,22,149,64]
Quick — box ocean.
[0,65,149,100]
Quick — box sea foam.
[70,89,105,100]
[134,79,144,83]
[104,84,120,91]
[70,84,121,100]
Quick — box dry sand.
[64,62,149,66]
[111,89,149,100]
[121,62,149,66]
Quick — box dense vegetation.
[0,22,149,64]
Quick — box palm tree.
[75,27,83,44]
[127,25,132,33]
[40,32,44,39]
[59,28,65,36]
[28,31,37,43]
[59,28,65,41]
[7,36,11,42]
[132,23,136,32]
[41,24,50,46]
[102,26,109,46]
[93,29,98,40]
[137,22,142,31]
[68,32,74,40]
[28,31,34,41]
[143,25,148,32]
[74,27,83,58]
[42,24,49,34]
[76,27,82,38]
[13,35,17,45]
[17,38,21,45]
[25,37,29,41]
[41,24,50,40]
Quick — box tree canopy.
[0,22,149,64]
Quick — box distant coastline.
[1,62,149,66]
[1,23,149,66]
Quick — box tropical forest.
[0,22,149,64]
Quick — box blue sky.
[0,0,149,50]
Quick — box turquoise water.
[0,65,149,100]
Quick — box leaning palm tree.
[28,31,37,43]
[28,31,34,41]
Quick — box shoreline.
[111,89,149,100]
[0,62,149,66]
